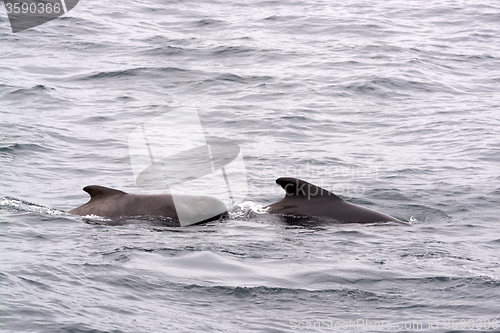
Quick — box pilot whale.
[68,185,227,226]
[69,179,403,226]
[266,177,403,223]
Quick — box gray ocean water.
[1,0,500,332]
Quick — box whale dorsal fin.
[83,185,126,201]
[276,177,343,201]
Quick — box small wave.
[404,204,451,224]
[0,197,65,216]
[340,75,462,98]
[29,323,121,333]
[192,19,226,27]
[136,45,188,57]
[210,45,256,57]
[0,142,52,154]
[405,276,500,289]
[182,283,384,301]
[9,84,51,95]
[263,15,301,22]
[77,66,190,81]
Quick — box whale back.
[69,185,228,226]
[267,177,401,223]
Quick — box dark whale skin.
[266,178,403,224]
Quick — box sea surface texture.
[1,0,499,332]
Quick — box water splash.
[228,201,269,220]
[0,196,66,216]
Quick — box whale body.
[266,177,403,224]
[68,185,227,227]
[69,179,404,226]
